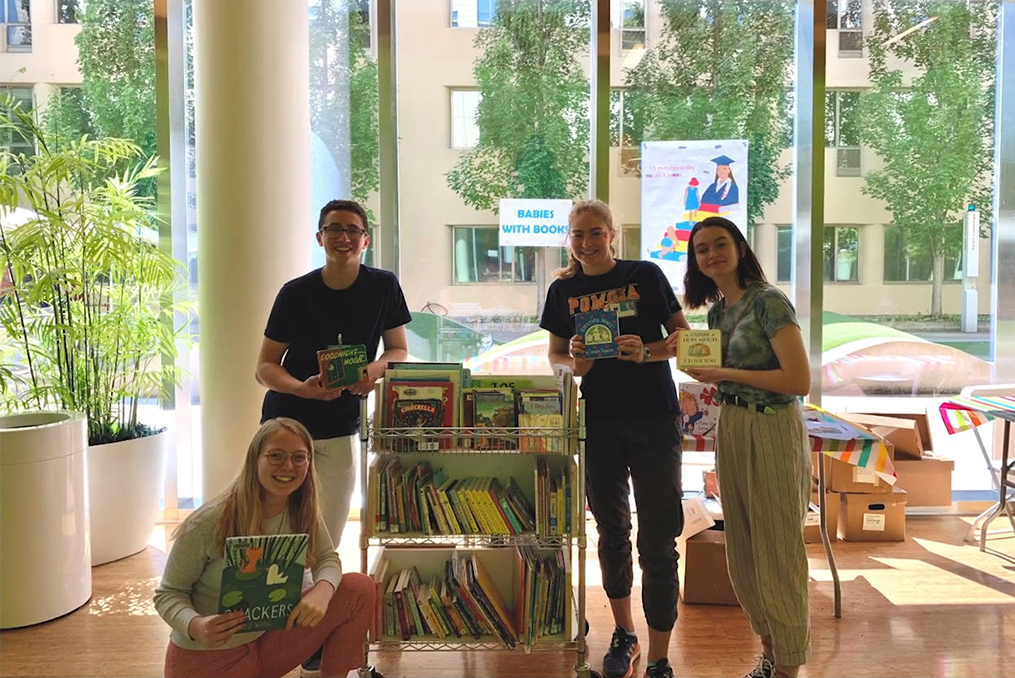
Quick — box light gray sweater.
[153,503,343,651]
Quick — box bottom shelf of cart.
[369,634,577,652]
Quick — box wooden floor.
[3,516,1015,678]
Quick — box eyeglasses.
[320,225,367,239]
[262,450,311,467]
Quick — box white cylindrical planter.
[89,429,169,566]
[1,411,91,629]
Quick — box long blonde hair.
[553,199,620,280]
[174,418,325,567]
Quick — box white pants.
[313,434,359,547]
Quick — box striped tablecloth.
[940,395,1015,434]
[681,405,897,484]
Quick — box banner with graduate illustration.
[641,140,748,293]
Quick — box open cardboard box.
[677,529,740,606]
[892,453,954,506]
[840,411,934,459]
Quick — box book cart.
[356,367,601,678]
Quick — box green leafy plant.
[0,99,191,445]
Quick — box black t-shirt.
[261,266,412,439]
[539,259,682,421]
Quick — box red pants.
[165,572,374,678]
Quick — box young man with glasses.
[256,198,410,549]
[257,200,410,677]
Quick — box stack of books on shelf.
[370,458,537,537]
[369,547,570,648]
[377,364,577,452]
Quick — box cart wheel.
[356,667,384,678]
[573,619,591,641]
[371,671,385,678]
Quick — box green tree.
[310,0,379,205]
[621,0,795,229]
[859,1,995,315]
[76,0,156,179]
[447,0,591,208]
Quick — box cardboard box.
[677,529,740,606]
[838,487,908,542]
[813,444,894,495]
[892,453,954,507]
[702,469,720,498]
[804,491,839,543]
[842,412,929,459]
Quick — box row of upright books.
[371,458,536,536]
[369,457,574,537]
[369,547,571,648]
[377,363,577,452]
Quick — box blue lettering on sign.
[501,224,532,234]
[516,209,556,219]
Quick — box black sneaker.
[741,655,774,678]
[643,658,674,678]
[603,626,641,678]
[300,646,323,678]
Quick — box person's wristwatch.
[642,345,651,363]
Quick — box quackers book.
[218,533,309,632]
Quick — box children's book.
[317,343,369,389]
[219,533,309,632]
[676,329,722,369]
[677,382,720,437]
[574,309,619,360]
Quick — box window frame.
[450,88,481,150]
[883,225,963,283]
[450,0,498,29]
[826,90,862,177]
[823,225,860,283]
[451,226,539,285]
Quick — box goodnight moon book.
[219,533,309,632]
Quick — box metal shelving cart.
[356,386,598,678]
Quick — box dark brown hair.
[318,199,369,232]
[682,216,767,310]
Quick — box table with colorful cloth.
[939,394,1015,550]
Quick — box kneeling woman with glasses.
[154,418,374,678]
[667,216,811,678]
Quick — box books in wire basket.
[218,533,309,632]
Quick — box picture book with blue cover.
[574,309,619,360]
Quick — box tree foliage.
[859,1,995,314]
[447,0,591,209]
[310,1,380,205]
[622,0,795,229]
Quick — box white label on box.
[804,513,820,527]
[863,513,886,531]
[853,467,878,484]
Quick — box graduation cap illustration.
[711,154,736,166]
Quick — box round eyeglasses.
[262,450,311,467]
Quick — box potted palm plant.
[0,99,190,566]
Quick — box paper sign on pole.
[498,199,572,248]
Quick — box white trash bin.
[1,411,92,628]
